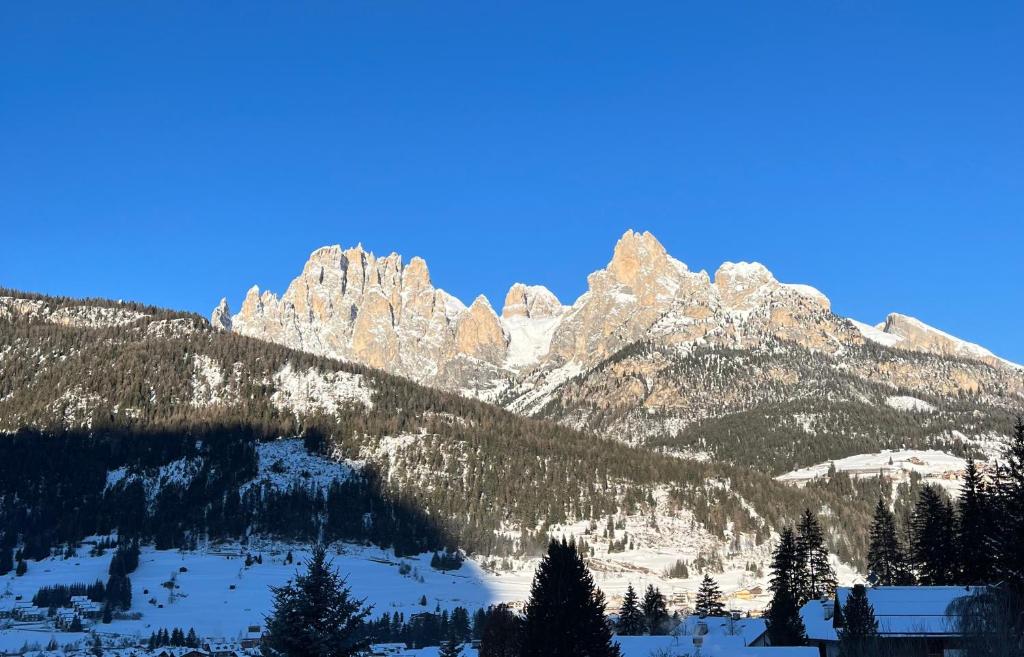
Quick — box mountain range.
[213,230,1022,472]
[2,230,1020,611]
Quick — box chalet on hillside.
[801,585,987,657]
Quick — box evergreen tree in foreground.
[867,498,913,586]
[519,538,621,657]
[0,546,12,576]
[694,575,726,618]
[957,458,995,585]
[479,604,520,657]
[765,585,806,647]
[766,529,806,646]
[262,545,372,657]
[616,585,645,636]
[837,584,878,657]
[796,509,837,602]
[993,417,1024,591]
[911,485,956,585]
[641,584,670,635]
[769,529,801,601]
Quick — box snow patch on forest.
[885,395,935,413]
[190,355,225,407]
[271,363,374,415]
[105,457,205,507]
[242,439,356,494]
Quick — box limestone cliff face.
[455,296,508,364]
[878,313,1005,367]
[223,243,506,391]
[213,230,1020,411]
[502,283,562,320]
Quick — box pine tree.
[769,529,801,600]
[957,458,995,585]
[15,559,27,576]
[911,485,956,585]
[479,604,521,657]
[765,585,806,647]
[0,547,12,576]
[519,538,621,657]
[992,417,1024,590]
[837,584,878,657]
[796,509,837,602]
[766,528,806,646]
[69,616,83,632]
[449,606,471,641]
[694,575,726,618]
[616,585,645,636]
[105,574,132,610]
[101,602,112,624]
[262,545,372,657]
[640,585,670,635]
[867,498,913,585]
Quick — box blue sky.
[2,3,1022,361]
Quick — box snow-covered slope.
[775,449,974,496]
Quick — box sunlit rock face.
[215,230,1021,416]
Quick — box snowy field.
[0,542,513,652]
[0,439,863,653]
[775,449,970,495]
[0,531,807,653]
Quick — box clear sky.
[2,3,1022,361]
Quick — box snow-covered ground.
[775,449,970,495]
[884,395,935,413]
[0,542,508,653]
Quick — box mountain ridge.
[212,230,1020,401]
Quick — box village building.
[801,585,987,657]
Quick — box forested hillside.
[0,290,951,568]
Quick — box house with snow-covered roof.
[801,585,988,657]
[676,613,768,647]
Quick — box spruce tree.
[769,528,801,600]
[0,547,12,576]
[519,538,621,657]
[694,575,726,618]
[765,585,806,647]
[993,417,1024,590]
[15,559,26,576]
[911,485,956,585]
[796,509,837,602]
[640,585,670,635]
[837,584,878,657]
[957,458,995,585]
[262,545,372,657]
[867,498,913,585]
[766,528,807,646]
[479,604,520,657]
[616,585,645,636]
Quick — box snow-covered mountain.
[213,230,1022,433]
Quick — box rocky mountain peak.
[878,312,1000,365]
[214,233,1016,403]
[606,229,688,292]
[210,298,232,331]
[455,295,507,364]
[502,283,563,320]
